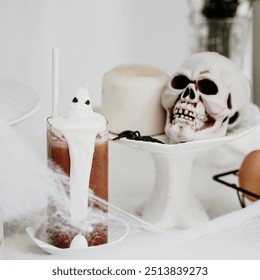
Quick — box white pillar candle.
[101,64,169,136]
[0,208,4,259]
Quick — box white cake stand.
[111,103,260,230]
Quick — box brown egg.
[239,150,260,201]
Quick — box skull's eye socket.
[171,75,190,90]
[198,79,218,95]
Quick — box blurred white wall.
[0,0,190,155]
[253,1,260,106]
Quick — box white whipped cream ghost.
[66,84,93,118]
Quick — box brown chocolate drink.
[47,128,108,201]
[47,120,109,248]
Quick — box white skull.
[161,52,251,142]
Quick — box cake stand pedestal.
[142,149,206,229]
[112,104,260,229]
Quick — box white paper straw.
[52,47,59,118]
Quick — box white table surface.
[3,124,260,260]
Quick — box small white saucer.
[26,218,129,255]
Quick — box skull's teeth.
[174,108,196,121]
[174,114,194,122]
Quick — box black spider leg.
[113,130,164,144]
[113,130,141,141]
[138,135,165,144]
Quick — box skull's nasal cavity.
[182,87,195,100]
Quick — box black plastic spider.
[112,130,164,144]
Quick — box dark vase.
[188,0,252,68]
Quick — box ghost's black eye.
[85,100,90,105]
[171,75,191,90]
[72,97,78,103]
[198,79,218,95]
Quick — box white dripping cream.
[48,84,107,225]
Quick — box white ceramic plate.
[26,218,129,255]
[111,103,260,153]
[0,78,40,125]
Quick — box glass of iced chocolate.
[46,85,109,249]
